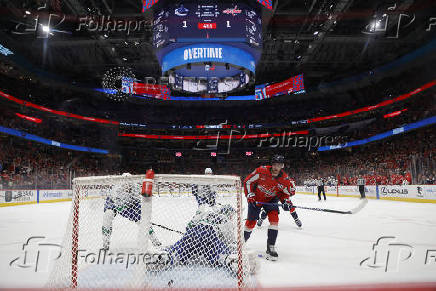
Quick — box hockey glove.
[247,192,256,204]
[282,199,294,212]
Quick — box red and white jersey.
[244,165,296,203]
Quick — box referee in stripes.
[317,177,326,201]
[357,175,366,199]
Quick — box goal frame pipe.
[71,184,80,288]
[236,179,244,288]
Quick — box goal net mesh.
[47,174,255,289]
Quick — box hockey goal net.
[47,173,255,288]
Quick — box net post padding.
[50,174,251,289]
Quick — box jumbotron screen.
[153,1,262,49]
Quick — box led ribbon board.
[255,74,306,100]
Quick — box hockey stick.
[257,198,368,215]
[151,222,184,235]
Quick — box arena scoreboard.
[153,2,262,49]
[151,1,263,94]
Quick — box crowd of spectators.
[0,139,117,189]
[0,125,434,190]
[1,107,434,189]
[291,127,435,185]
[1,62,434,189]
[0,105,118,150]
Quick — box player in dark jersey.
[101,173,161,249]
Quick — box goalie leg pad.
[168,225,231,265]
[118,200,141,222]
[102,209,115,249]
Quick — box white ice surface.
[1,194,436,288]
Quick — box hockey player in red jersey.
[243,154,301,261]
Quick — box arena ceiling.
[0,0,435,94]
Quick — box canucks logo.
[175,4,189,16]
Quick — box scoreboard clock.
[152,0,263,95]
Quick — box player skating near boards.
[244,154,301,261]
[102,172,162,250]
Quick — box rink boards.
[296,185,436,203]
[1,185,436,207]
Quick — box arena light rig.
[101,66,136,102]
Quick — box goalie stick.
[151,222,184,235]
[257,198,368,215]
[150,203,231,236]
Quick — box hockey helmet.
[271,154,285,165]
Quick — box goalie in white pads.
[102,173,161,249]
[160,204,243,274]
[153,168,255,275]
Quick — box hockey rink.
[1,194,436,288]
